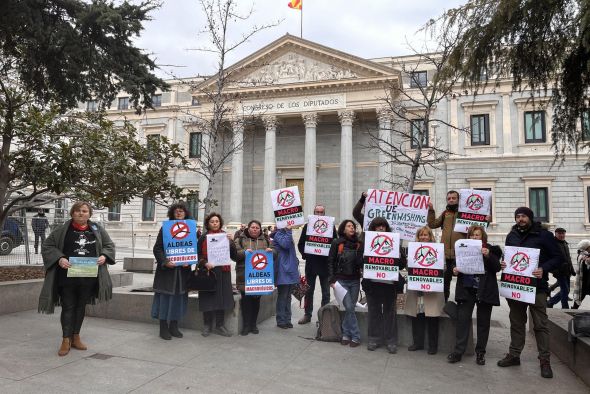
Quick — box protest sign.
[455,239,485,275]
[206,233,231,266]
[454,189,492,233]
[499,246,539,304]
[304,215,335,256]
[333,281,347,307]
[407,242,445,292]
[362,231,400,281]
[67,257,98,277]
[245,250,274,295]
[362,188,430,240]
[162,219,198,266]
[270,186,305,229]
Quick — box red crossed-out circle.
[277,189,295,207]
[466,194,484,211]
[370,234,393,256]
[313,219,329,234]
[510,252,529,272]
[251,253,268,270]
[414,245,438,267]
[170,221,190,240]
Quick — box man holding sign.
[497,207,561,379]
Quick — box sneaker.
[367,342,378,351]
[214,326,232,337]
[387,344,398,354]
[341,338,351,346]
[408,344,424,351]
[201,326,212,337]
[349,340,360,348]
[540,359,553,378]
[447,352,462,363]
[497,353,521,367]
[476,352,486,365]
[298,315,311,325]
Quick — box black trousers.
[240,291,261,329]
[366,283,397,345]
[34,233,45,251]
[411,313,439,351]
[303,265,330,318]
[203,310,226,328]
[454,288,493,355]
[59,284,94,338]
[444,259,455,302]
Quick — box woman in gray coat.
[38,201,116,357]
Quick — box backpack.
[315,304,342,342]
[568,312,590,342]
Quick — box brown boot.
[71,334,87,350]
[58,337,71,356]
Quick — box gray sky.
[135,0,466,79]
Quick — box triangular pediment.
[196,34,399,93]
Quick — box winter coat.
[272,228,300,286]
[152,228,192,295]
[327,236,362,284]
[197,231,237,312]
[454,244,502,306]
[31,214,49,235]
[297,223,337,277]
[505,221,562,294]
[38,220,116,314]
[404,290,444,317]
[234,233,275,292]
[553,239,575,278]
[427,207,466,260]
[574,251,590,304]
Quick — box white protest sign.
[206,233,231,266]
[270,186,305,229]
[362,188,431,240]
[454,189,492,233]
[406,242,445,292]
[304,215,335,256]
[455,239,485,275]
[499,246,540,304]
[333,281,348,307]
[362,231,400,281]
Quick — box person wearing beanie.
[497,206,561,379]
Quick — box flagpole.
[300,6,303,38]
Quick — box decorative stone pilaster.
[229,118,244,225]
[262,115,278,224]
[338,110,355,221]
[377,108,393,189]
[302,112,318,217]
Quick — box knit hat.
[577,239,590,251]
[514,206,534,221]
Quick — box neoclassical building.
[95,34,589,245]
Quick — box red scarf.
[71,222,89,231]
[203,229,231,272]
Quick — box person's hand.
[205,262,214,270]
[226,233,233,241]
[428,202,433,210]
[452,267,459,276]
[97,255,106,265]
[481,247,489,257]
[165,261,176,268]
[182,263,189,267]
[286,225,293,230]
[265,248,272,252]
[485,215,492,222]
[58,257,71,269]
[246,248,253,253]
[532,267,543,279]
[330,283,336,289]
[500,260,507,270]
[362,192,367,198]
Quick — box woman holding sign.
[447,225,501,365]
[151,203,194,340]
[404,226,443,354]
[235,220,275,335]
[38,201,116,356]
[198,212,237,337]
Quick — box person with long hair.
[447,225,501,365]
[404,226,444,354]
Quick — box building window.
[410,119,428,148]
[146,134,160,161]
[187,193,199,221]
[108,203,121,221]
[117,97,129,110]
[524,111,546,143]
[86,100,97,112]
[189,132,202,158]
[152,94,162,107]
[470,114,490,145]
[582,110,590,141]
[142,197,155,221]
[412,189,429,196]
[529,187,549,223]
[410,71,427,88]
[192,97,200,106]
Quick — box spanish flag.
[288,0,302,10]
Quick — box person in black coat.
[151,203,193,340]
[447,225,501,365]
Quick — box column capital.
[231,117,245,131]
[262,115,278,130]
[376,107,393,124]
[302,112,318,128]
[338,110,355,126]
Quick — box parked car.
[0,217,24,255]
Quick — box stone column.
[229,118,244,226]
[303,112,318,217]
[262,115,278,224]
[377,108,393,189]
[502,93,513,155]
[339,110,355,221]
[198,128,210,223]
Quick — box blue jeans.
[276,284,294,325]
[339,279,361,342]
[549,276,570,309]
